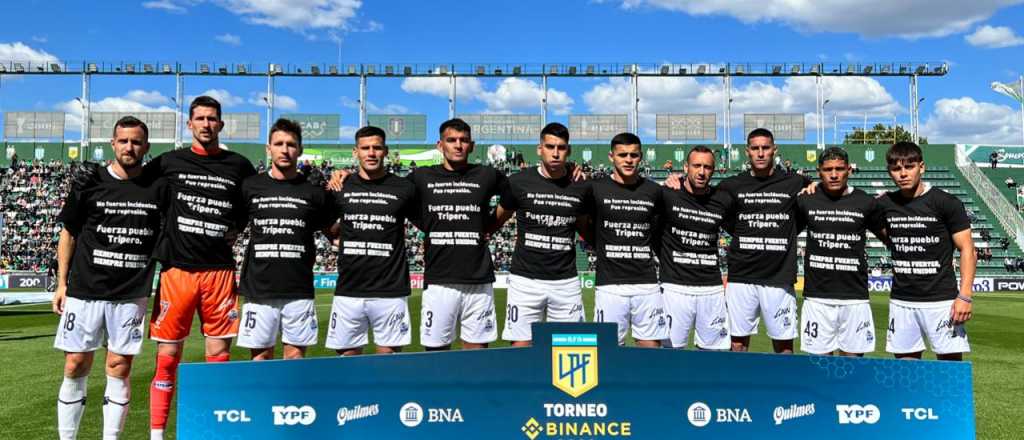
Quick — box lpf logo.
[836,404,880,425]
[272,405,317,426]
[551,333,599,398]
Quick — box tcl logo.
[902,408,939,421]
[213,409,251,423]
[836,404,880,425]
[272,405,317,426]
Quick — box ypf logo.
[836,404,880,425]
[272,405,317,426]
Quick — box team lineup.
[49,95,977,439]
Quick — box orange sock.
[149,353,180,430]
[205,353,230,363]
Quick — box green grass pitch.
[1,290,1021,439]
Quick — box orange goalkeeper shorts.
[150,267,239,342]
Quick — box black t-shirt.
[584,176,662,286]
[499,167,587,280]
[407,164,508,285]
[877,186,971,302]
[147,148,257,269]
[718,170,810,287]
[797,188,885,300]
[238,173,336,299]
[58,168,165,300]
[658,185,732,286]
[334,173,418,298]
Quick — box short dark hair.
[747,128,775,144]
[112,115,149,140]
[540,122,569,143]
[818,146,849,166]
[189,95,222,119]
[686,145,715,163]
[439,118,472,138]
[886,141,923,166]
[355,125,387,143]
[269,118,302,145]
[610,132,641,150]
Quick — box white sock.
[150,428,164,440]
[102,375,130,440]
[57,376,88,440]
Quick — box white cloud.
[965,25,1024,48]
[401,77,573,114]
[250,92,298,111]
[141,0,190,13]
[186,89,246,107]
[215,33,242,46]
[582,76,901,137]
[921,97,1023,143]
[31,36,47,43]
[340,96,409,114]
[142,0,369,35]
[614,0,1024,39]
[0,41,60,64]
[56,90,179,134]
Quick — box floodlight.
[880,65,891,74]
[476,65,485,75]
[270,64,283,74]
[366,65,375,75]
[438,65,448,75]
[329,65,339,75]
[679,67,687,74]
[718,66,726,73]
[624,66,632,74]
[36,65,44,72]
[734,65,745,75]
[551,65,560,75]
[143,64,154,73]
[513,65,522,75]
[14,63,24,73]
[846,65,855,74]
[348,64,358,75]
[385,65,394,75]
[236,64,246,74]
[863,65,873,74]
[404,66,412,75]
[200,64,210,74]
[772,65,782,75]
[915,65,926,74]
[660,65,670,75]
[697,65,706,75]
[494,67,502,75]
[568,66,577,75]
[311,65,320,75]
[933,65,945,74]
[791,65,801,74]
[217,66,227,74]
[810,64,820,74]
[0,64,6,73]
[586,65,595,75]
[899,65,908,74]
[162,64,172,73]
[51,63,61,72]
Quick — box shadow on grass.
[0,310,54,317]
[0,332,56,342]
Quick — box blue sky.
[1,0,1023,144]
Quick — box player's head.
[886,141,925,192]
[609,132,642,181]
[685,145,716,192]
[436,118,474,168]
[266,118,303,174]
[538,122,570,170]
[354,125,388,178]
[817,146,850,195]
[187,95,224,146]
[110,116,150,170]
[745,128,776,173]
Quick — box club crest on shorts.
[551,333,598,398]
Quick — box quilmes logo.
[773,403,815,425]
[337,404,380,426]
[836,404,880,425]
[272,405,317,426]
[552,333,599,398]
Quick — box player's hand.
[306,168,326,188]
[569,163,587,182]
[799,181,819,195]
[52,285,67,315]
[951,296,973,324]
[327,169,351,192]
[71,161,102,190]
[664,173,682,190]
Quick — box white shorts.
[726,282,798,340]
[236,298,318,349]
[594,284,669,345]
[421,283,497,347]
[661,284,730,350]
[502,275,584,342]
[325,296,412,350]
[886,300,970,355]
[54,296,148,355]
[799,298,875,355]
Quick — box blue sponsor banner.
[179,323,973,439]
[0,274,7,290]
[312,273,337,290]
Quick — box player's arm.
[575,214,594,245]
[326,169,352,192]
[486,205,515,236]
[52,228,75,315]
[951,228,976,324]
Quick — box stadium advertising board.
[221,113,262,140]
[570,114,628,141]
[367,114,427,141]
[88,112,176,140]
[961,145,1024,168]
[280,113,340,141]
[0,274,7,289]
[180,322,974,438]
[743,113,805,141]
[868,276,994,293]
[311,273,426,290]
[456,114,541,141]
[7,273,49,290]
[3,112,65,138]
[655,114,717,141]
[995,278,1024,291]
